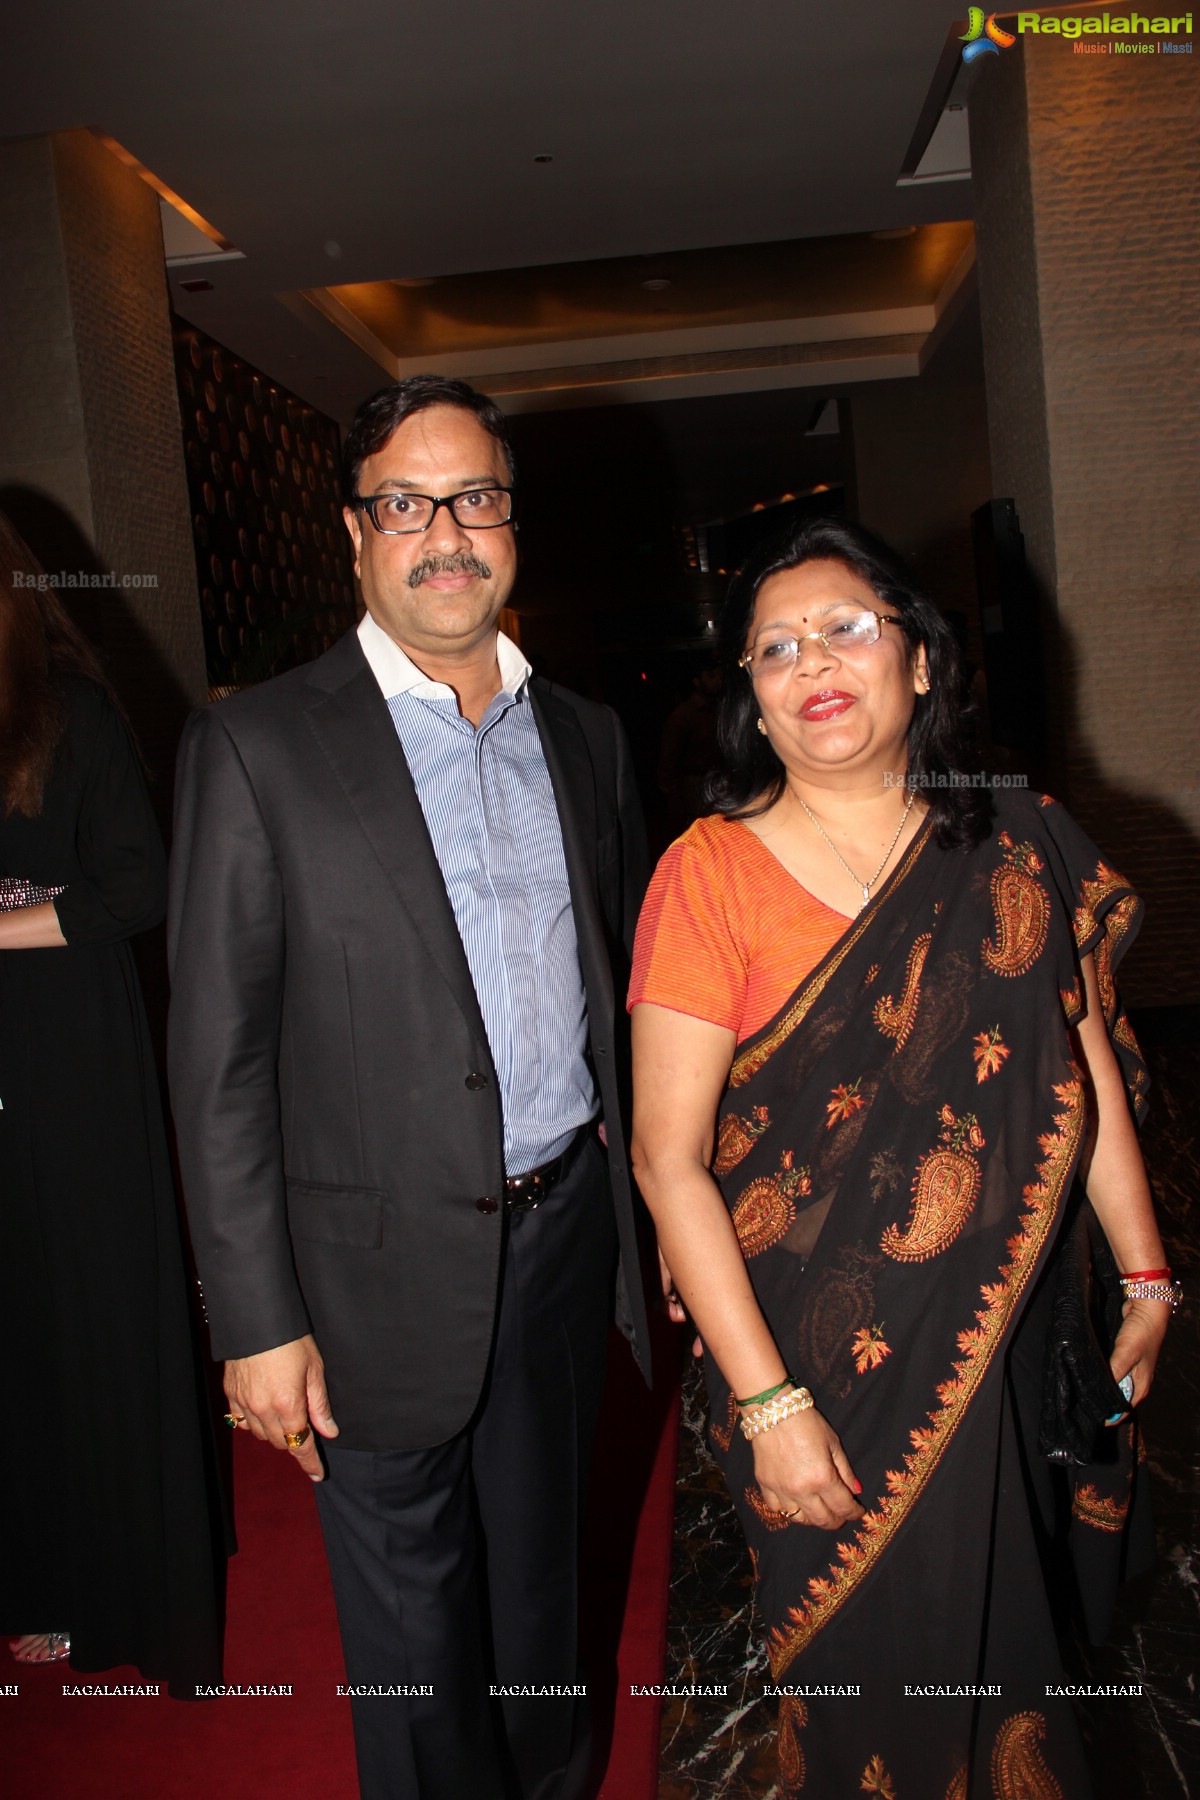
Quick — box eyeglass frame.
[352,486,518,535]
[738,608,905,676]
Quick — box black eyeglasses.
[354,487,516,535]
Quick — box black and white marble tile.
[657,1034,1200,1798]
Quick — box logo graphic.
[961,7,1017,60]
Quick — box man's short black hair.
[341,375,516,504]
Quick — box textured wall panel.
[52,131,207,787]
[171,324,357,692]
[971,45,1199,1003]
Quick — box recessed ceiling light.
[642,277,671,291]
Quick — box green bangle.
[736,1377,792,1408]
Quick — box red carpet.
[6,1327,680,1800]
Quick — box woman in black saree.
[629,518,1175,1799]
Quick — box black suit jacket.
[167,630,650,1450]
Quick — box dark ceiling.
[1,0,973,420]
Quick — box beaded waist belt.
[0,877,66,913]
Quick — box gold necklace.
[794,786,916,912]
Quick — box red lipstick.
[799,689,856,721]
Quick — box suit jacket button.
[465,1071,488,1090]
[475,1195,499,1214]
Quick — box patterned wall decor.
[172,318,359,693]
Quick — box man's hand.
[224,1335,339,1482]
[657,1246,703,1358]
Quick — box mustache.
[407,552,492,589]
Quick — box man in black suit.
[168,376,649,1800]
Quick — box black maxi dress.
[0,677,225,1694]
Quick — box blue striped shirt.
[358,611,595,1175]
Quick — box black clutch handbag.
[1038,1194,1129,1465]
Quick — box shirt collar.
[357,608,531,704]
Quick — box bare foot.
[9,1632,71,1664]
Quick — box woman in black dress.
[0,516,225,1692]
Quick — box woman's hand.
[752,1406,865,1531]
[1109,1297,1172,1415]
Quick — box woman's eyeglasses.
[739,608,902,680]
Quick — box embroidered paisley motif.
[888,949,974,1106]
[874,931,932,1049]
[732,1150,812,1257]
[768,1078,1084,1676]
[881,1105,985,1263]
[795,1244,884,1402]
[714,1104,771,1176]
[982,834,1050,977]
[778,1692,807,1793]
[990,1711,1063,1800]
[944,1766,968,1800]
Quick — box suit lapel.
[303,639,488,1041]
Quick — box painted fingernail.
[1104,1412,1124,1427]
[851,1478,863,1494]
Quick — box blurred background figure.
[0,514,226,1692]
[656,655,723,840]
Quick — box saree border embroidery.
[709,1391,739,1453]
[767,1075,1085,1677]
[778,1692,808,1793]
[730,830,931,1088]
[1071,1482,1129,1533]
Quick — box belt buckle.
[505,1170,546,1213]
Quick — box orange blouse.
[628,814,851,1043]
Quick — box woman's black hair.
[706,515,992,852]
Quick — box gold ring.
[779,1504,803,1520]
[284,1428,311,1450]
[223,1412,245,1427]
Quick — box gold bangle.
[739,1386,815,1440]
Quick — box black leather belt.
[503,1124,590,1212]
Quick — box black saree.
[704,789,1151,1800]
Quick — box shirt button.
[475,1196,499,1214]
[465,1071,488,1090]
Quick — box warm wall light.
[95,132,242,262]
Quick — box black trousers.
[313,1135,616,1800]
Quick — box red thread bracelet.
[1120,1268,1171,1281]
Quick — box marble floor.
[656,1033,1200,1799]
